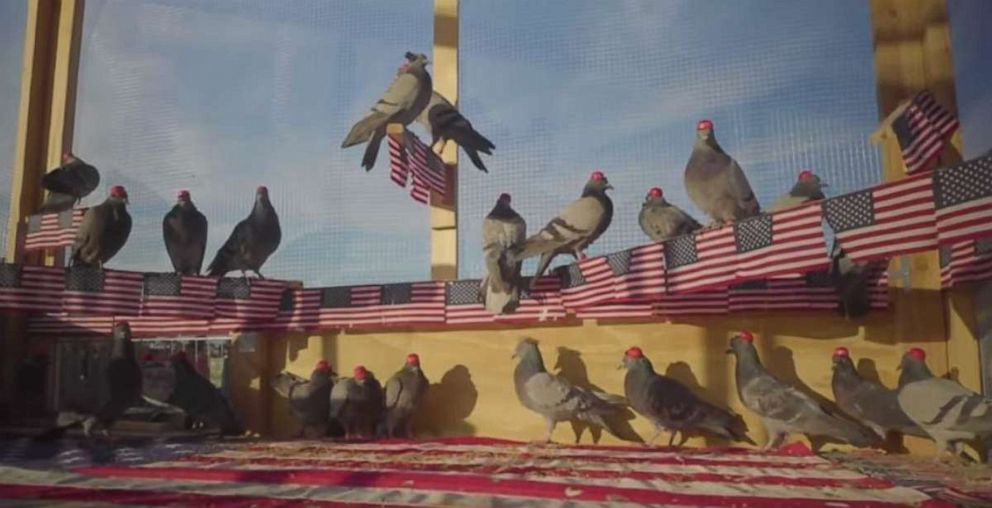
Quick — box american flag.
[823,173,938,263]
[378,281,446,326]
[612,243,666,301]
[444,276,565,325]
[387,132,446,205]
[870,264,891,310]
[26,313,113,336]
[264,288,321,332]
[0,264,65,313]
[140,273,217,320]
[728,273,836,313]
[663,226,738,294]
[891,90,959,174]
[316,285,383,328]
[558,256,616,310]
[0,438,947,507]
[932,154,992,244]
[62,267,143,316]
[213,277,287,321]
[734,204,830,281]
[939,237,992,288]
[23,209,85,251]
[575,301,656,320]
[656,287,729,316]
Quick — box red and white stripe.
[379,281,446,326]
[613,243,665,301]
[901,91,958,174]
[317,285,383,328]
[656,288,729,316]
[736,204,829,280]
[941,241,992,288]
[62,269,144,316]
[561,257,616,310]
[575,301,655,320]
[933,155,992,244]
[445,276,566,325]
[27,313,113,335]
[266,288,321,332]
[728,275,836,313]
[408,135,446,204]
[214,278,287,321]
[23,209,85,251]
[140,275,217,320]
[0,265,65,313]
[387,136,409,187]
[665,226,738,294]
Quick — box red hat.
[648,187,663,198]
[315,360,331,372]
[798,170,814,181]
[833,347,849,358]
[590,170,605,181]
[354,366,368,380]
[907,348,926,361]
[739,330,754,343]
[624,347,643,358]
[697,119,713,130]
[406,353,420,366]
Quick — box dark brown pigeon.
[684,120,760,226]
[416,92,495,172]
[39,152,100,213]
[482,193,526,314]
[207,186,281,278]
[163,190,208,275]
[638,187,702,242]
[271,360,335,438]
[770,170,827,212]
[71,185,131,268]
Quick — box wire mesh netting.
[949,0,992,159]
[0,1,28,258]
[458,0,883,278]
[72,0,434,285]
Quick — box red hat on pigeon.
[406,353,420,366]
[739,330,754,343]
[354,365,368,380]
[110,185,127,198]
[315,360,331,372]
[798,170,814,181]
[833,347,849,358]
[697,119,713,130]
[648,187,663,198]
[625,347,644,358]
[907,348,926,361]
[590,170,605,181]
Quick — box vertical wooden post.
[431,0,458,281]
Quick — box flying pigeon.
[830,347,926,440]
[329,366,384,439]
[206,186,281,278]
[638,187,702,242]
[622,347,753,446]
[39,152,100,213]
[770,170,827,212]
[727,331,877,450]
[481,193,526,315]
[272,360,335,438]
[513,338,626,443]
[163,190,208,275]
[511,171,614,288]
[38,322,142,440]
[684,120,760,226]
[70,185,131,268]
[342,52,432,171]
[382,353,430,438]
[897,348,992,458]
[415,91,495,172]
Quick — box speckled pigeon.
[71,185,131,268]
[206,186,281,278]
[329,366,384,439]
[727,331,877,449]
[511,171,614,289]
[482,193,526,315]
[382,353,430,438]
[513,338,626,443]
[416,91,494,172]
[342,52,432,171]
[39,152,100,213]
[830,347,926,440]
[163,190,208,275]
[770,170,827,212]
[638,187,702,242]
[684,120,760,226]
[271,360,335,438]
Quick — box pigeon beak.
[511,352,518,360]
[821,182,830,188]
[896,364,902,371]
[605,184,614,191]
[617,363,623,370]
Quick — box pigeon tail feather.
[342,112,388,148]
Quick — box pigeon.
[511,171,614,288]
[70,185,131,268]
[684,120,760,226]
[382,353,430,438]
[271,360,335,438]
[770,170,827,212]
[638,187,702,242]
[512,338,626,443]
[830,347,926,440]
[39,152,100,213]
[329,366,384,439]
[622,347,753,447]
[157,351,243,435]
[342,52,432,171]
[726,330,877,450]
[162,190,208,275]
[415,91,495,172]
[829,243,884,320]
[38,322,142,440]
[897,347,992,458]
[206,186,281,278]
[481,193,526,315]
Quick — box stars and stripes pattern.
[728,273,836,313]
[316,285,383,328]
[378,281,446,326]
[26,313,113,336]
[824,172,938,263]
[656,287,729,316]
[891,90,959,174]
[62,267,143,316]
[0,264,65,313]
[213,277,287,321]
[387,132,446,205]
[734,204,830,281]
[932,154,992,244]
[140,273,217,320]
[265,288,321,332]
[558,256,616,309]
[23,209,85,251]
[612,243,666,301]
[939,237,992,288]
[444,276,565,324]
[664,226,738,294]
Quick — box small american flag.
[612,243,666,301]
[824,173,938,263]
[892,90,959,174]
[932,154,992,244]
[0,264,65,313]
[387,132,446,205]
[140,273,217,320]
[23,209,85,251]
[316,285,383,328]
[558,256,616,310]
[444,276,565,325]
[656,287,729,316]
[734,204,830,281]
[378,281,446,327]
[939,237,992,288]
[869,264,891,310]
[213,277,287,321]
[663,226,738,294]
[62,267,143,316]
[263,288,320,332]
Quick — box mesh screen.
[72,0,434,285]
[949,0,992,159]
[0,1,28,258]
[458,0,882,278]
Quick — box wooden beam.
[431,0,458,281]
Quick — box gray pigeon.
[684,120,760,226]
[342,52,432,171]
[39,152,100,213]
[512,338,626,443]
[416,91,495,172]
[638,187,702,242]
[161,351,243,435]
[206,186,281,278]
[511,171,614,289]
[329,366,384,439]
[829,243,884,320]
[382,353,430,438]
[71,185,131,268]
[770,170,827,212]
[163,190,208,275]
[482,193,526,315]
[622,347,753,447]
[897,348,992,458]
[271,360,335,438]
[727,331,877,450]
[830,347,926,440]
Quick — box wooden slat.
[430,0,458,281]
